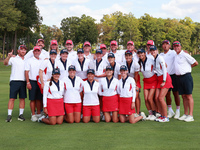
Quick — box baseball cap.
[84,41,91,47]
[100,44,107,49]
[50,49,57,55]
[110,40,118,46]
[51,40,58,45]
[52,68,60,75]
[87,69,95,74]
[96,49,102,54]
[127,41,134,45]
[33,46,41,51]
[125,50,132,55]
[66,40,73,45]
[173,41,181,46]
[68,65,76,71]
[107,53,115,58]
[60,49,68,54]
[77,48,84,53]
[137,48,145,54]
[149,45,157,51]
[147,40,155,45]
[37,39,44,44]
[120,65,128,71]
[18,45,27,50]
[106,65,114,71]
[162,40,170,45]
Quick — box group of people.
[4,38,198,125]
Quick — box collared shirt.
[154,54,167,81]
[25,56,43,81]
[99,77,118,96]
[82,80,100,106]
[102,52,109,65]
[43,80,65,107]
[160,49,176,75]
[56,58,72,80]
[117,76,136,102]
[110,62,121,79]
[25,49,49,60]
[139,57,155,78]
[68,50,78,62]
[84,53,94,62]
[121,60,140,78]
[174,50,196,75]
[62,76,83,103]
[8,55,26,81]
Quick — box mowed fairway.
[0,55,200,150]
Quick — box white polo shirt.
[62,76,83,103]
[25,56,43,81]
[82,80,100,106]
[68,50,77,62]
[117,76,136,102]
[146,52,154,59]
[139,57,155,78]
[160,49,176,75]
[174,50,196,75]
[8,55,26,81]
[84,53,94,62]
[110,51,123,65]
[154,54,167,81]
[25,49,49,60]
[99,77,118,96]
[121,60,140,78]
[56,59,72,80]
[72,58,90,80]
[43,80,65,107]
[110,62,121,79]
[102,53,109,65]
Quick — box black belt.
[176,72,191,77]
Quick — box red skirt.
[47,98,65,117]
[102,95,118,112]
[157,73,173,89]
[143,74,157,89]
[119,97,135,115]
[136,74,141,88]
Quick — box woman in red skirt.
[99,65,119,123]
[38,68,65,125]
[150,45,173,122]
[137,48,157,121]
[117,65,146,123]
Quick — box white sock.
[168,105,173,111]
[176,106,180,111]
[8,109,12,115]
[19,108,24,115]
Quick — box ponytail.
[49,76,53,86]
[138,59,142,70]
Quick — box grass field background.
[0,55,200,150]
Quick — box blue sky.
[36,0,200,27]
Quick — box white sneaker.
[168,110,175,118]
[184,115,194,122]
[134,113,140,118]
[159,117,169,123]
[155,116,163,122]
[149,115,157,121]
[140,112,146,121]
[36,114,42,119]
[146,115,151,121]
[174,110,180,119]
[38,115,46,122]
[31,115,38,122]
[178,114,187,121]
[156,112,161,118]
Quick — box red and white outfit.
[63,76,83,114]
[43,80,65,116]
[154,55,173,89]
[82,80,101,117]
[72,58,90,81]
[139,57,157,89]
[56,59,72,80]
[117,76,136,115]
[99,77,119,112]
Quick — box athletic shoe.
[159,116,169,123]
[174,110,180,119]
[156,112,161,118]
[140,112,146,121]
[146,115,151,121]
[36,114,42,118]
[101,115,105,121]
[31,115,38,122]
[155,116,163,122]
[5,115,12,122]
[178,114,187,121]
[168,110,175,118]
[149,115,157,121]
[134,113,140,118]
[184,115,194,122]
[18,114,25,121]
[38,115,46,122]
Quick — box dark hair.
[138,59,142,70]
[49,76,53,86]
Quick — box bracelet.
[163,80,166,83]
[27,82,30,84]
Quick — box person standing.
[4,45,27,122]
[107,53,121,79]
[110,40,123,64]
[146,40,154,59]
[100,44,109,64]
[173,41,198,122]
[65,40,77,62]
[83,41,94,61]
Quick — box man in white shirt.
[173,41,198,122]
[110,40,123,64]
[160,40,180,119]
[65,40,77,61]
[146,40,154,59]
[83,41,94,61]
[122,41,138,62]
[4,45,27,122]
[100,44,109,64]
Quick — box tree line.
[1,1,200,59]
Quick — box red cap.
[84,41,91,47]
[66,40,73,45]
[100,44,107,49]
[147,40,154,45]
[34,46,41,51]
[173,41,181,46]
[127,41,134,45]
[110,40,118,46]
[37,39,44,43]
[51,40,58,45]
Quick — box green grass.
[0,55,200,150]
